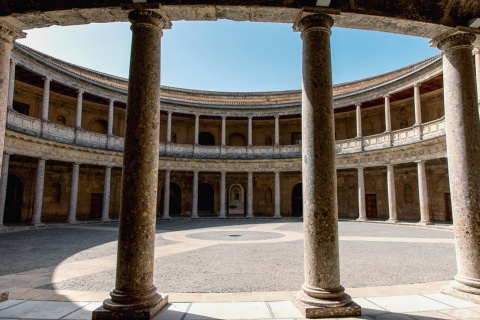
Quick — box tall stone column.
[107,99,114,136]
[246,171,254,218]
[162,170,171,219]
[93,9,169,319]
[41,77,51,121]
[248,116,253,146]
[416,160,431,225]
[475,48,480,105]
[31,158,46,226]
[384,94,391,132]
[0,153,10,230]
[221,116,226,146]
[357,167,367,222]
[191,170,199,218]
[433,32,480,303]
[194,114,199,145]
[414,83,422,125]
[101,166,112,222]
[0,23,24,175]
[219,171,226,218]
[67,163,80,223]
[293,13,360,318]
[273,171,281,218]
[274,115,280,146]
[75,90,83,129]
[355,103,362,138]
[7,60,15,110]
[386,164,398,223]
[166,112,172,144]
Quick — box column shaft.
[384,95,391,132]
[293,13,359,318]
[166,112,172,144]
[75,90,83,128]
[67,163,80,223]
[274,171,281,218]
[386,164,398,223]
[357,167,367,221]
[274,116,280,146]
[96,9,168,318]
[31,159,46,226]
[221,116,226,146]
[101,166,112,222]
[7,60,15,110]
[416,160,431,225]
[107,100,114,136]
[192,171,199,218]
[414,84,422,125]
[163,170,171,219]
[356,103,362,138]
[41,78,51,121]
[0,153,10,229]
[194,115,199,145]
[436,33,480,300]
[475,49,480,104]
[246,171,253,218]
[248,116,253,146]
[219,171,226,218]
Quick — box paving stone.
[437,308,480,319]
[368,295,453,313]
[153,302,190,320]
[185,302,271,319]
[0,300,87,319]
[422,293,480,308]
[268,301,303,318]
[62,302,102,319]
[0,300,25,310]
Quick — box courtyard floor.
[0,219,479,319]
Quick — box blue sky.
[18,20,440,92]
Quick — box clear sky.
[18,20,440,92]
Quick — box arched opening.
[88,119,108,134]
[51,183,61,203]
[199,132,215,146]
[228,133,247,146]
[265,135,272,146]
[160,182,182,215]
[228,183,245,216]
[4,175,24,224]
[198,182,214,215]
[291,183,302,217]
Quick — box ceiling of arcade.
[0,1,479,47]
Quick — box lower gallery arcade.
[0,4,479,320]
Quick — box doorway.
[4,175,24,224]
[228,184,245,215]
[291,183,302,217]
[366,194,378,218]
[90,193,103,219]
[444,193,452,222]
[198,183,214,215]
[160,182,182,215]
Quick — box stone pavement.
[1,219,478,319]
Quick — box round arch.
[199,132,215,146]
[160,182,182,215]
[4,174,24,224]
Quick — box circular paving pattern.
[186,230,284,241]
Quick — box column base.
[0,292,8,302]
[356,217,368,222]
[292,291,361,319]
[0,224,6,231]
[101,218,112,223]
[442,282,480,304]
[245,214,254,219]
[418,220,433,225]
[162,215,171,220]
[92,295,168,320]
[31,222,46,227]
[273,214,282,219]
[191,215,199,219]
[218,215,227,219]
[68,219,80,224]
[386,219,399,224]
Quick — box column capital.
[128,8,170,30]
[193,170,199,174]
[414,83,422,88]
[76,89,84,95]
[221,115,226,119]
[0,22,25,43]
[10,60,16,66]
[295,13,334,34]
[42,76,51,82]
[414,159,426,164]
[355,102,362,108]
[356,166,364,171]
[195,114,200,118]
[274,115,280,119]
[72,162,81,166]
[432,32,476,51]
[248,116,253,120]
[386,163,394,168]
[165,169,171,174]
[105,165,113,169]
[383,94,391,99]
[168,111,173,115]
[108,99,115,104]
[474,48,480,55]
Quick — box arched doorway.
[199,132,215,146]
[160,182,182,215]
[228,133,247,146]
[4,175,24,224]
[228,183,245,216]
[291,183,302,217]
[198,182,214,215]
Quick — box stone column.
[221,116,226,146]
[414,83,422,125]
[67,163,80,223]
[274,115,280,146]
[107,99,114,136]
[41,77,51,121]
[101,166,112,222]
[191,170,199,218]
[75,90,83,128]
[384,94,391,132]
[31,158,46,226]
[246,171,254,218]
[293,14,359,318]
[386,164,398,223]
[357,167,367,222]
[248,116,253,146]
[355,102,362,138]
[93,9,169,319]
[416,160,431,225]
[475,48,480,105]
[194,114,199,145]
[7,60,15,110]
[273,171,281,218]
[166,112,172,144]
[0,23,24,177]
[0,153,10,230]
[434,32,480,302]
[162,170,171,219]
[219,171,226,218]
